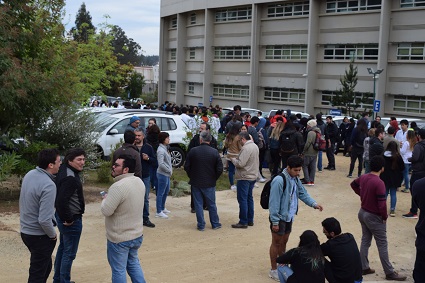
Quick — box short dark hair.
[124,130,136,144]
[233,105,241,111]
[258,111,262,116]
[287,155,303,168]
[38,148,60,170]
[276,116,284,122]
[387,126,396,135]
[64,148,86,164]
[375,127,385,137]
[400,119,409,126]
[251,116,260,124]
[158,132,170,144]
[322,217,342,235]
[201,122,210,131]
[326,116,333,120]
[239,131,250,140]
[370,155,385,172]
[118,154,136,173]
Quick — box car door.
[104,117,130,155]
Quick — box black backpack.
[280,132,296,155]
[260,173,287,209]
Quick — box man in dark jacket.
[324,116,338,170]
[321,217,362,283]
[187,122,218,152]
[316,113,326,172]
[113,130,142,178]
[184,131,223,231]
[134,129,157,228]
[412,176,425,282]
[403,129,425,219]
[369,127,385,161]
[54,148,86,283]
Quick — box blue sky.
[63,0,160,55]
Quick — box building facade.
[159,0,425,117]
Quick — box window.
[215,7,252,22]
[326,0,381,13]
[170,17,177,28]
[170,48,176,60]
[401,0,425,7]
[189,48,196,59]
[394,95,425,113]
[265,45,308,60]
[188,82,195,94]
[324,44,378,60]
[214,46,251,59]
[267,1,309,17]
[169,81,176,92]
[397,43,425,60]
[264,88,305,103]
[321,90,373,108]
[190,13,196,24]
[213,84,249,99]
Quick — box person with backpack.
[301,120,321,186]
[347,119,368,178]
[279,120,304,169]
[268,155,323,281]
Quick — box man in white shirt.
[395,119,409,145]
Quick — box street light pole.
[367,67,384,119]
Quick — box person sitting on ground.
[276,230,325,283]
[321,217,362,283]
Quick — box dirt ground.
[0,155,417,282]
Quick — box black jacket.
[380,152,404,188]
[184,143,223,189]
[325,122,339,143]
[138,142,157,178]
[187,134,218,152]
[113,143,142,177]
[369,137,384,160]
[55,164,85,223]
[410,141,425,175]
[279,128,304,156]
[413,177,425,251]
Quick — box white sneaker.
[162,208,171,214]
[269,269,279,281]
[258,177,266,183]
[230,185,237,191]
[155,212,168,219]
[254,183,259,188]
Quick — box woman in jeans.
[155,132,173,219]
[224,124,242,191]
[400,130,417,193]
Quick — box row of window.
[213,84,250,99]
[170,43,425,61]
[264,87,306,103]
[170,0,423,28]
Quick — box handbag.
[277,265,293,283]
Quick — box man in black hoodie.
[369,127,385,161]
[413,175,425,282]
[324,116,338,170]
[321,217,362,283]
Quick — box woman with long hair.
[380,141,405,217]
[347,119,368,178]
[400,130,417,193]
[269,118,285,175]
[276,230,325,283]
[156,132,173,219]
[224,124,242,191]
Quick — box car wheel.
[169,146,185,168]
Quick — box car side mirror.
[108,129,119,135]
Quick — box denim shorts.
[270,219,292,235]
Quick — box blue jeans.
[317,150,323,171]
[227,161,235,186]
[141,176,150,221]
[364,160,371,174]
[156,173,170,213]
[386,186,397,211]
[54,214,82,283]
[107,236,145,283]
[192,186,221,230]
[403,163,411,190]
[236,180,255,225]
[149,165,158,190]
[277,265,294,283]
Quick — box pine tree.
[332,60,359,116]
[72,2,95,43]
[109,25,142,66]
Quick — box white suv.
[94,109,187,167]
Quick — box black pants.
[349,147,364,176]
[410,173,425,214]
[21,233,57,283]
[326,142,336,168]
[414,249,425,283]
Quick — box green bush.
[0,152,20,182]
[97,161,112,183]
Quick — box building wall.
[159,0,425,117]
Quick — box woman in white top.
[400,130,417,193]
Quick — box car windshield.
[94,113,119,133]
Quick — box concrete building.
[159,0,425,118]
[134,65,159,94]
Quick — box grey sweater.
[19,167,57,238]
[157,143,172,177]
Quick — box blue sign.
[373,100,381,112]
[329,109,342,116]
[209,95,213,102]
[198,102,203,107]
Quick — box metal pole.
[373,74,376,120]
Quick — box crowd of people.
[17,101,425,282]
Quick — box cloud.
[63,0,160,55]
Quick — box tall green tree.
[332,60,359,116]
[126,71,145,99]
[140,55,159,66]
[71,2,95,43]
[109,25,142,66]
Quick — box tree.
[126,71,145,99]
[109,25,142,66]
[140,55,159,66]
[331,60,359,116]
[71,2,95,43]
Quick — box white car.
[95,109,188,167]
[268,109,311,119]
